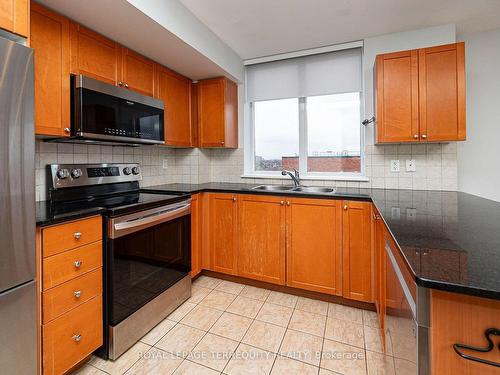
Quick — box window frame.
[245,92,366,180]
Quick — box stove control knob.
[123,167,132,175]
[131,166,140,175]
[71,168,83,179]
[56,169,70,179]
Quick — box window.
[246,47,364,178]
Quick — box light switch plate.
[390,160,400,172]
[406,208,417,220]
[406,159,416,172]
[162,159,168,169]
[391,207,401,220]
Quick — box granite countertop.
[37,182,500,300]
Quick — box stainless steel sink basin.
[252,185,295,191]
[293,186,335,193]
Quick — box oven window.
[108,214,190,325]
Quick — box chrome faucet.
[281,169,301,187]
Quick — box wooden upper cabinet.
[0,0,28,37]
[156,66,193,146]
[375,50,419,143]
[286,198,342,295]
[238,195,286,285]
[197,77,238,148]
[121,48,155,96]
[69,22,121,85]
[208,193,238,275]
[31,3,70,137]
[342,200,373,302]
[375,42,465,143]
[419,42,466,142]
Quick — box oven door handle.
[110,203,190,238]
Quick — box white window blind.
[246,47,362,103]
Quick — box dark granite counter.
[36,182,500,300]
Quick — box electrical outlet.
[162,159,168,169]
[391,207,401,220]
[390,160,400,172]
[406,208,417,220]
[406,159,416,172]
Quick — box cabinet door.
[121,48,155,96]
[69,22,121,85]
[375,50,419,143]
[31,3,70,137]
[156,66,193,146]
[209,193,238,275]
[287,198,342,295]
[198,78,225,147]
[419,42,466,142]
[198,77,238,148]
[342,200,373,302]
[190,194,201,277]
[238,195,285,285]
[0,0,28,37]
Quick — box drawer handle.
[73,334,82,342]
[74,260,83,268]
[73,290,82,298]
[73,232,82,240]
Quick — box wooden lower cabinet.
[39,216,103,375]
[208,193,238,275]
[286,198,342,295]
[42,296,102,375]
[430,290,500,375]
[342,200,373,302]
[238,195,286,285]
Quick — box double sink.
[252,185,335,194]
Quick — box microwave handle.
[111,203,190,238]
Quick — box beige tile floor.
[75,276,414,375]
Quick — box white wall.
[457,28,500,202]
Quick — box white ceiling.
[179,0,500,59]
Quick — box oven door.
[107,200,191,327]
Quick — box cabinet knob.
[421,134,427,139]
[124,83,129,88]
[343,205,348,211]
[280,201,284,205]
[73,232,82,240]
[118,81,123,86]
[232,196,236,202]
[73,334,82,342]
[73,260,83,268]
[73,290,82,298]
[413,134,419,139]
[64,127,70,134]
[286,201,291,206]
[220,141,225,146]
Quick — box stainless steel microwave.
[70,75,164,145]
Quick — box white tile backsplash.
[35,140,458,201]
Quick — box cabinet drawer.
[42,216,102,258]
[43,268,102,323]
[43,241,102,290]
[43,296,103,375]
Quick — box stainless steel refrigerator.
[0,36,36,374]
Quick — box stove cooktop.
[45,191,190,218]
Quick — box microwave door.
[119,98,164,142]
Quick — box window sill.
[241,173,369,182]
